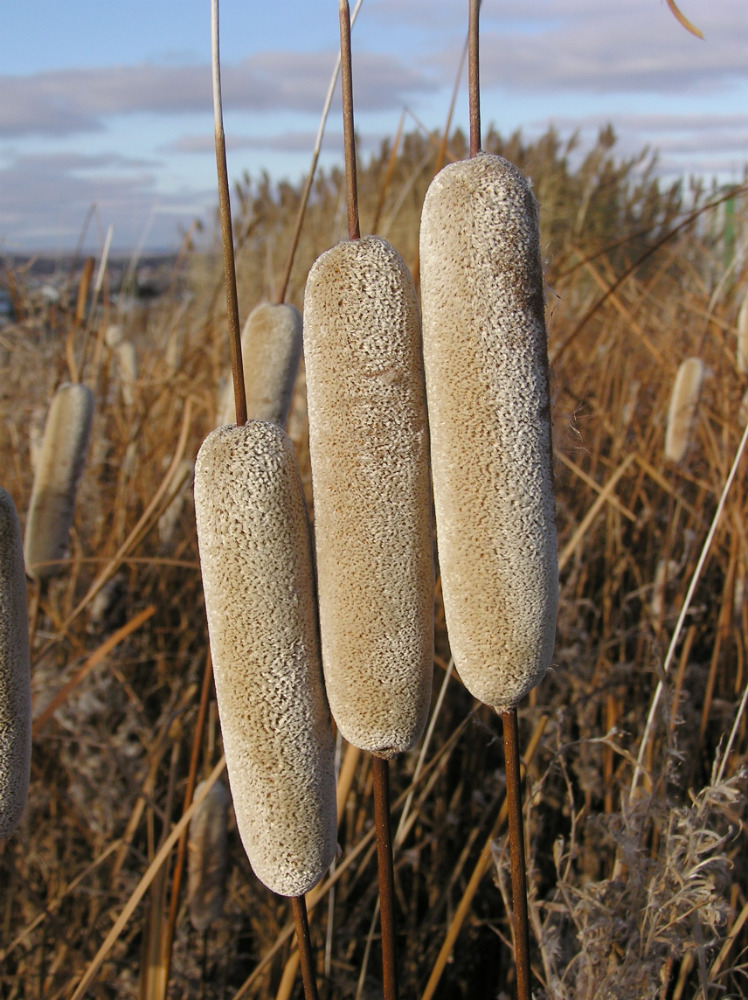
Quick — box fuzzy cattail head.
[304,234,434,757]
[665,357,704,464]
[24,382,94,580]
[216,303,303,428]
[0,487,31,838]
[419,153,558,712]
[737,290,748,375]
[188,778,231,932]
[194,421,336,896]
[242,303,303,426]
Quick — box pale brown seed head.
[188,779,230,932]
[665,357,704,464]
[419,153,558,711]
[0,487,31,839]
[304,234,434,757]
[24,382,94,580]
[194,421,336,896]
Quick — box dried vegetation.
[1,125,748,1000]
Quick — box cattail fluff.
[304,234,434,757]
[24,382,94,580]
[419,153,558,711]
[737,289,748,375]
[216,303,303,427]
[665,357,704,463]
[0,488,31,838]
[194,422,336,896]
[188,778,230,932]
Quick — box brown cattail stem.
[339,0,360,241]
[211,0,247,425]
[500,707,531,1000]
[468,0,481,157]
[291,895,321,1000]
[372,756,398,1000]
[276,0,364,304]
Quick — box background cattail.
[419,152,558,711]
[304,234,434,758]
[194,421,337,896]
[737,289,748,375]
[216,303,302,427]
[665,357,705,463]
[0,487,31,838]
[24,382,94,580]
[188,778,231,933]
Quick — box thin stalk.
[339,0,360,241]
[275,0,364,303]
[291,896,320,1000]
[372,756,398,1000]
[211,0,247,425]
[468,0,481,157]
[500,707,531,1000]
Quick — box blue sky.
[1,0,745,252]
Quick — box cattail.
[113,340,137,408]
[303,234,434,757]
[665,357,704,463]
[216,303,303,427]
[188,778,230,932]
[737,289,748,375]
[0,487,31,838]
[419,152,558,712]
[24,382,94,580]
[194,421,336,896]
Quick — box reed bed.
[0,124,747,1000]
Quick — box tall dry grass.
[0,126,747,1000]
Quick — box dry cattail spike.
[736,290,748,375]
[188,778,230,932]
[194,421,337,897]
[304,233,434,758]
[0,487,31,838]
[419,152,558,712]
[24,382,94,580]
[216,303,303,428]
[665,357,704,464]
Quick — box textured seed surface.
[665,357,704,463]
[420,153,558,711]
[24,382,94,580]
[0,488,31,838]
[242,303,303,426]
[194,422,336,896]
[304,234,434,757]
[188,779,230,932]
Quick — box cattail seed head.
[304,234,434,757]
[419,153,558,712]
[194,421,336,896]
[216,303,303,427]
[0,487,31,838]
[24,382,94,580]
[188,778,230,932]
[242,303,303,426]
[737,290,748,375]
[665,357,704,464]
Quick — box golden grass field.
[2,124,748,999]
